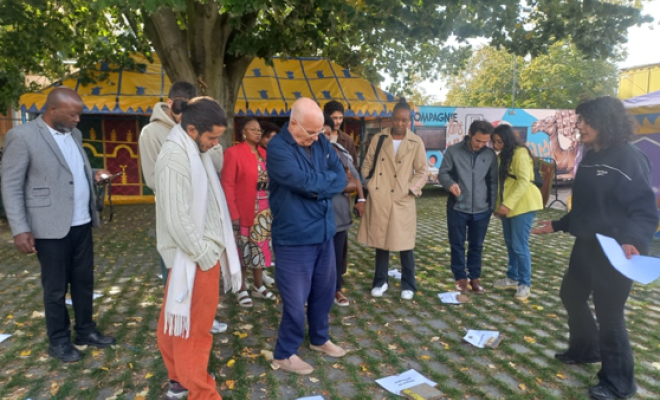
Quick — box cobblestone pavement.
[1,188,659,400]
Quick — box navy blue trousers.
[273,239,336,359]
[447,207,491,281]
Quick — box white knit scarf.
[163,124,242,338]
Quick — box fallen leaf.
[92,350,101,357]
[519,383,527,391]
[309,377,320,383]
[488,364,496,369]
[50,381,59,395]
[440,342,450,350]
[523,336,536,344]
[31,311,45,318]
[145,373,154,379]
[536,377,543,384]
[547,314,558,318]
[226,380,235,390]
[430,337,440,342]
[652,362,660,370]
[129,362,134,369]
[260,350,273,361]
[532,305,544,311]
[556,373,565,380]
[420,355,431,361]
[238,324,253,331]
[6,315,13,319]
[227,359,235,368]
[388,344,397,350]
[20,350,31,357]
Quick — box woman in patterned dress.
[221,117,275,307]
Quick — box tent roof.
[623,90,660,135]
[20,54,398,117]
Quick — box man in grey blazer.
[1,87,116,363]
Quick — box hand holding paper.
[596,234,660,285]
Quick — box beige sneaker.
[270,354,314,375]
[515,285,531,300]
[310,340,346,357]
[493,277,518,289]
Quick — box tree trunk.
[142,4,256,150]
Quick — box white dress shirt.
[47,125,91,226]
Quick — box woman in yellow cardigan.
[492,125,543,300]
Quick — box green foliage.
[0,0,652,127]
[444,42,619,109]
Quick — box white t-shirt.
[393,139,403,155]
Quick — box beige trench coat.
[357,128,427,251]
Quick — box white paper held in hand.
[596,234,660,285]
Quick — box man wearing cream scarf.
[154,97,241,400]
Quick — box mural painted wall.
[413,106,580,184]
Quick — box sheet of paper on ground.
[376,369,437,396]
[0,334,11,344]
[463,330,499,349]
[388,269,402,280]
[65,293,103,306]
[438,292,461,304]
[596,234,660,284]
[295,396,324,400]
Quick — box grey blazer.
[1,116,100,239]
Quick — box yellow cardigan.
[496,147,544,218]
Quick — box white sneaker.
[493,277,518,289]
[401,290,414,300]
[515,285,531,300]
[210,320,227,333]
[262,271,275,287]
[371,283,389,297]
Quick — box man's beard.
[194,134,206,153]
[54,122,72,133]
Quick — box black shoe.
[588,383,616,400]
[74,330,116,348]
[48,342,83,363]
[555,350,600,365]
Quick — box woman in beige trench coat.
[357,99,427,300]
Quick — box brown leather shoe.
[470,279,485,294]
[455,279,468,292]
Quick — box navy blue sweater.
[266,122,347,246]
[552,143,658,253]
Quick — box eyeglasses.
[292,118,324,137]
[245,128,265,134]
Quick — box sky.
[406,1,660,103]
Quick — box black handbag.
[359,134,387,202]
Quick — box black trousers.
[561,238,636,397]
[333,230,348,292]
[373,248,416,292]
[35,223,96,345]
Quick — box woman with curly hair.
[533,96,658,400]
[491,125,543,301]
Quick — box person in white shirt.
[1,88,116,363]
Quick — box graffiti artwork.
[414,106,581,184]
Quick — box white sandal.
[252,285,276,300]
[237,290,253,308]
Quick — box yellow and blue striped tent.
[20,54,398,117]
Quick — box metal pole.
[512,56,517,109]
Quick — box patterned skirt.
[237,196,272,270]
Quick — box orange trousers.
[157,262,221,400]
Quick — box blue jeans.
[447,207,491,281]
[273,239,336,359]
[500,211,536,286]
